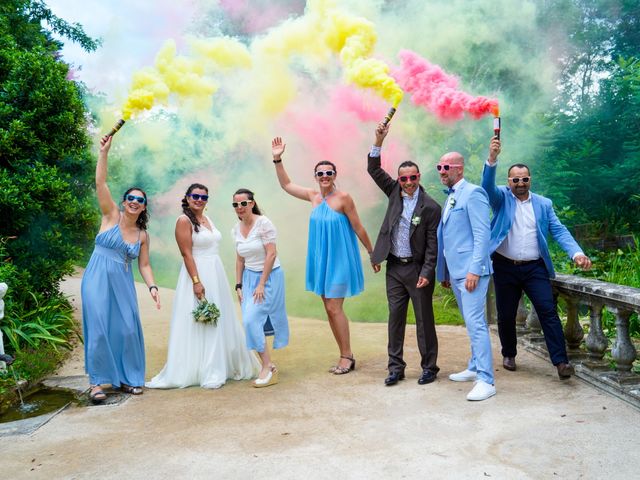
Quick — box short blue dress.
[81,222,145,387]
[306,197,364,298]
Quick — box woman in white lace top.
[232,188,289,387]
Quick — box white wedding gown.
[147,217,260,389]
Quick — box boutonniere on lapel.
[448,197,456,208]
[411,216,421,226]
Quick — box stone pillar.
[609,306,638,374]
[526,305,542,333]
[563,296,584,352]
[583,302,608,368]
[486,277,497,325]
[516,295,529,333]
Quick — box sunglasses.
[188,193,209,201]
[232,200,253,208]
[398,174,420,182]
[436,164,462,171]
[509,177,530,184]
[315,170,335,177]
[126,195,146,204]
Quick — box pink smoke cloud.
[392,49,499,121]
[279,85,411,209]
[330,86,389,123]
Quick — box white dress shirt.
[495,191,540,261]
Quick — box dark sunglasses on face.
[188,193,209,201]
[315,170,335,177]
[126,195,146,204]
[232,200,253,208]
[398,174,420,182]
[436,164,461,171]
[509,177,530,184]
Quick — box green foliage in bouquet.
[192,299,220,326]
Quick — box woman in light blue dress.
[271,137,374,375]
[232,188,289,387]
[81,134,160,403]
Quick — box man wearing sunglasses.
[436,148,495,401]
[482,137,592,379]
[368,123,441,388]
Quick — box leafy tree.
[534,0,640,234]
[0,1,97,316]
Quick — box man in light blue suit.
[482,137,592,379]
[436,151,495,401]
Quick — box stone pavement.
[1,276,638,479]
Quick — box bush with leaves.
[0,1,97,353]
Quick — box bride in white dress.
[147,183,259,389]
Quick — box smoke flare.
[393,49,499,121]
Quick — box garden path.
[1,276,639,479]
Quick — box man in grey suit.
[368,123,440,386]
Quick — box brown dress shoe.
[502,356,516,371]
[556,362,575,380]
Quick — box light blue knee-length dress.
[81,222,145,387]
[306,197,364,298]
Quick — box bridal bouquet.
[192,299,220,326]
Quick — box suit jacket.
[481,163,581,279]
[436,179,493,282]
[367,154,441,281]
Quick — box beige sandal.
[120,384,143,395]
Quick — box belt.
[388,253,413,264]
[492,252,539,266]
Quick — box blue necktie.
[443,188,455,195]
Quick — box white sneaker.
[448,369,477,382]
[466,380,496,401]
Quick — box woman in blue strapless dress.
[81,134,161,403]
[271,137,374,374]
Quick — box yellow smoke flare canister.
[105,119,125,137]
[382,107,396,126]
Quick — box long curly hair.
[182,183,209,232]
[123,187,149,230]
[233,188,262,216]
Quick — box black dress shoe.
[417,370,437,385]
[502,356,516,371]
[384,371,405,386]
[556,362,575,380]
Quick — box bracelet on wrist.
[149,285,158,293]
[273,158,282,164]
[235,283,243,290]
[192,275,200,285]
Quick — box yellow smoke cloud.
[122,37,252,120]
[322,7,403,106]
[119,0,402,122]
[189,37,253,69]
[248,0,403,112]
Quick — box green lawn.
[140,256,463,326]
[282,265,463,326]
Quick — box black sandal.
[332,355,356,375]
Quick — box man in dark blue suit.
[482,137,592,379]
